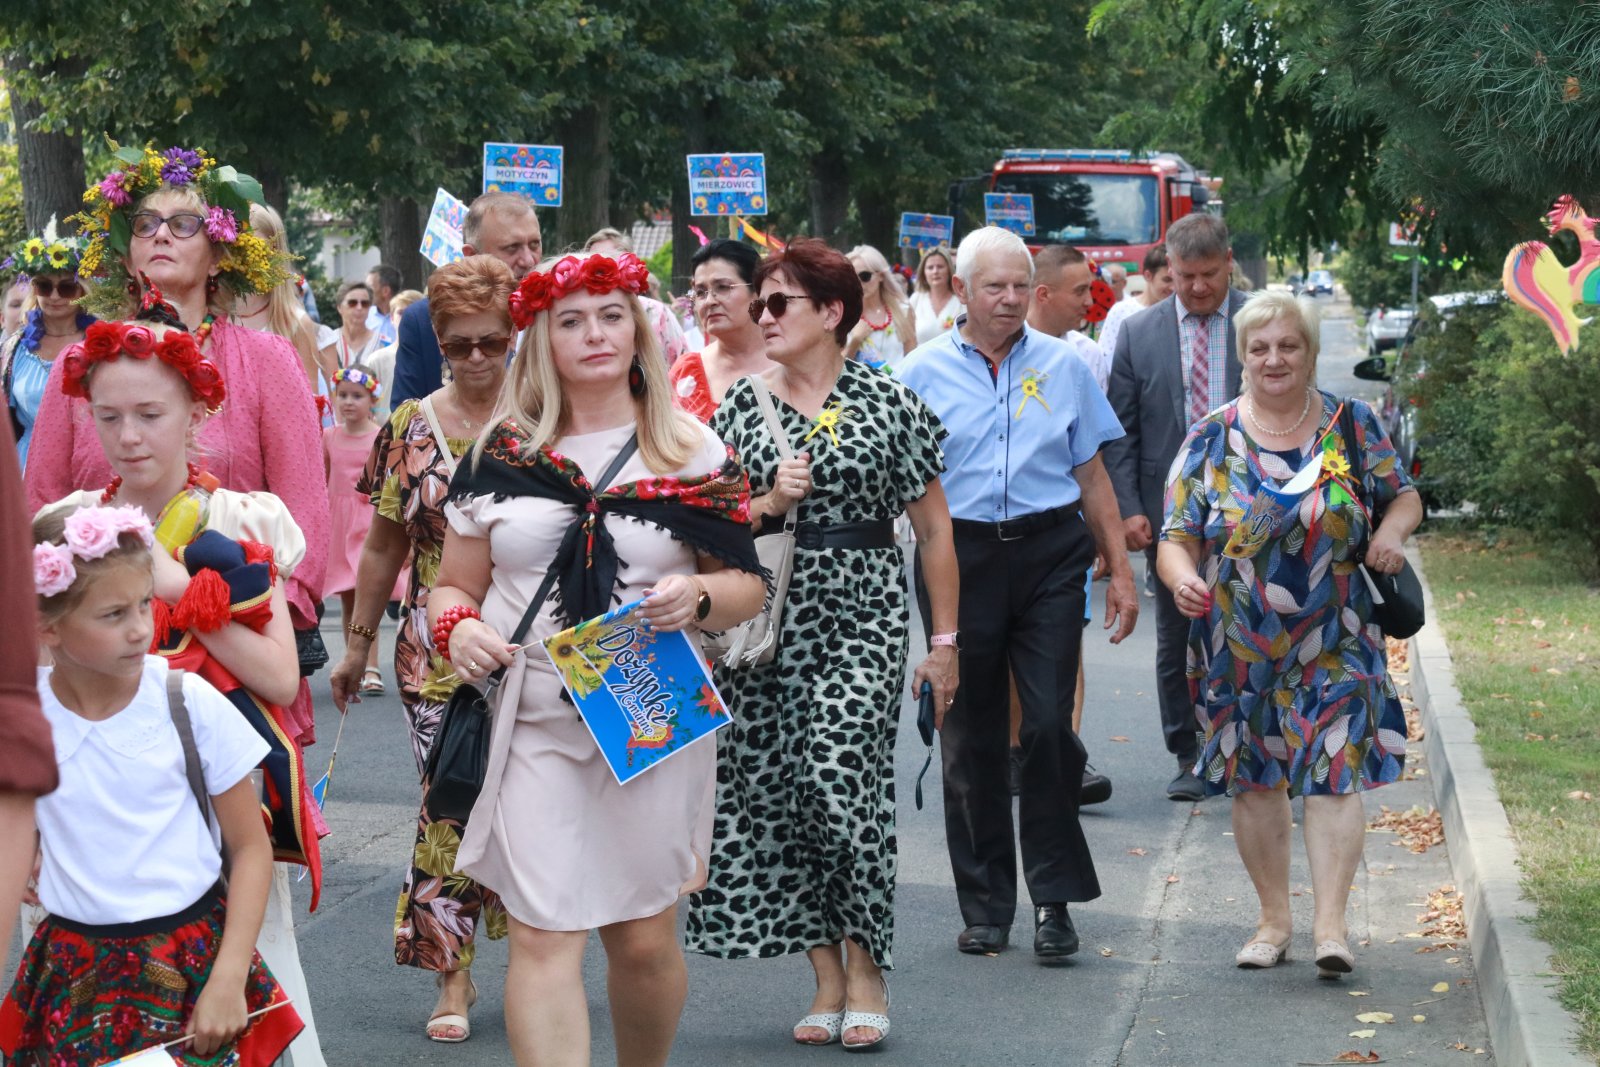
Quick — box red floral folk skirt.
[0,885,302,1066]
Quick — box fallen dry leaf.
[1099,947,1114,957]
[1334,1053,1381,1064]
[1367,805,1445,853]
[1412,1015,1426,1023]
[1128,847,1148,856]
[1165,874,1180,884]
[1432,982,1450,993]
[1349,1029,1377,1038]
[1109,735,1131,742]
[1355,1011,1395,1024]
[1566,791,1594,801]
[1348,991,1371,997]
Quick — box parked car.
[1364,305,1415,355]
[1305,269,1334,296]
[1351,292,1501,513]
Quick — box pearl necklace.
[1245,387,1314,437]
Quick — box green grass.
[1420,525,1600,1056]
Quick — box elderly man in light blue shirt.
[899,226,1138,963]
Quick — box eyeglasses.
[857,270,875,283]
[690,280,750,304]
[343,298,372,308]
[130,212,207,240]
[440,335,512,361]
[748,292,811,323]
[31,277,83,299]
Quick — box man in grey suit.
[1105,214,1247,801]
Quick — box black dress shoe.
[1033,904,1079,959]
[1008,746,1023,797]
[956,924,1010,955]
[1081,765,1113,806]
[1167,757,1205,802]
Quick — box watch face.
[695,591,712,621]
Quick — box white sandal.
[1315,939,1355,978]
[1235,937,1291,969]
[792,1010,844,1045]
[426,973,478,1043]
[841,977,891,1051]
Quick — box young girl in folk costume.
[0,505,303,1065]
[35,300,329,1065]
[322,364,391,694]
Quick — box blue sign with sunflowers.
[483,142,564,206]
[687,153,767,217]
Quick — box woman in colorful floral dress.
[326,256,514,1042]
[1158,290,1422,979]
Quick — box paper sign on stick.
[687,153,767,217]
[984,193,1036,237]
[483,142,564,206]
[418,188,466,267]
[898,213,955,250]
[543,599,732,784]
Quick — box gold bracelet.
[346,623,378,641]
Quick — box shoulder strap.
[747,375,795,460]
[1338,398,1367,493]
[166,668,214,825]
[420,396,460,479]
[493,430,641,671]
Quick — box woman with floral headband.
[0,221,95,470]
[24,144,330,753]
[429,249,765,1064]
[35,307,330,1065]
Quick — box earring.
[628,356,646,397]
[206,277,219,297]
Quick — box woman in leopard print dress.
[686,239,960,1051]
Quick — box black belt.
[759,518,896,550]
[950,503,1080,542]
[48,880,225,938]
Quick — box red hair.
[755,238,862,345]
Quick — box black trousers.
[917,515,1102,927]
[1146,545,1199,764]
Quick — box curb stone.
[1407,545,1592,1066]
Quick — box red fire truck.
[988,148,1215,270]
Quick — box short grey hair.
[1234,289,1322,376]
[955,226,1034,287]
[1166,213,1231,262]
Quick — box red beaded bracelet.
[431,605,481,661]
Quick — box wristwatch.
[693,581,713,623]
[930,631,960,651]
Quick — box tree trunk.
[855,182,896,262]
[671,99,711,296]
[808,147,850,244]
[378,195,429,290]
[4,51,86,234]
[554,100,612,252]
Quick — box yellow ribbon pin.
[804,403,845,446]
[1015,374,1051,418]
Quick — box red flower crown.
[60,321,227,413]
[509,252,651,330]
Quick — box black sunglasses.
[343,298,372,308]
[748,292,811,324]
[31,277,83,298]
[130,212,206,240]
[857,270,875,283]
[440,335,512,361]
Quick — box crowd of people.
[0,149,1420,1066]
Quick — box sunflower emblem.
[46,244,70,270]
[23,239,44,259]
[546,638,605,697]
[1322,450,1352,480]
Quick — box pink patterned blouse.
[24,319,330,628]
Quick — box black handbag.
[423,433,639,823]
[296,625,330,678]
[913,681,937,811]
[1339,400,1425,639]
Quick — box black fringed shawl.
[447,419,764,628]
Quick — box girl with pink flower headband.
[0,504,305,1066]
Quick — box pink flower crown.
[509,252,651,330]
[332,366,381,399]
[34,505,156,598]
[60,320,227,414]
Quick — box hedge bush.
[1409,302,1600,571]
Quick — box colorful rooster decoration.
[1502,195,1600,353]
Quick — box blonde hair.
[32,508,154,626]
[101,187,233,322]
[247,204,321,381]
[1234,290,1321,381]
[480,265,701,476]
[847,244,913,344]
[914,246,955,293]
[390,288,424,316]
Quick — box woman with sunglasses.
[668,238,775,422]
[320,280,385,373]
[327,256,518,1043]
[25,145,330,808]
[843,244,917,374]
[686,239,959,1051]
[0,225,95,470]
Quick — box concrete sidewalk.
[295,553,1496,1066]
